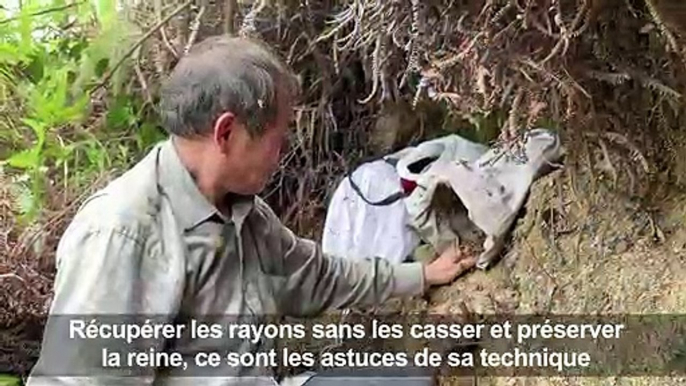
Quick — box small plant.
[0,375,20,386]
[0,0,162,223]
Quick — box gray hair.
[158,35,300,138]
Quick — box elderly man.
[27,35,475,385]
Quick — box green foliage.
[0,374,21,386]
[0,0,163,222]
[460,110,507,145]
[433,102,506,146]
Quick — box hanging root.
[239,0,268,37]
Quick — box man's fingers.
[452,247,475,263]
[453,252,467,263]
[455,256,477,274]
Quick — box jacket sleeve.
[26,206,170,385]
[257,200,426,317]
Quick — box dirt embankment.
[431,168,686,316]
[408,164,686,386]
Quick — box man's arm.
[256,200,475,317]
[27,205,178,385]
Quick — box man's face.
[214,94,293,196]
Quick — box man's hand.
[422,243,477,287]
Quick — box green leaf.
[14,180,38,218]
[106,97,134,130]
[85,142,107,170]
[96,0,117,28]
[18,4,35,55]
[138,122,165,150]
[44,141,74,163]
[25,58,44,83]
[5,149,39,170]
[0,374,21,386]
[0,43,26,65]
[21,118,46,146]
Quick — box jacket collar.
[156,138,255,232]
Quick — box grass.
[0,375,20,386]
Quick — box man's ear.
[213,112,236,153]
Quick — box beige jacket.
[27,138,425,385]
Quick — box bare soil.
[419,166,686,386]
